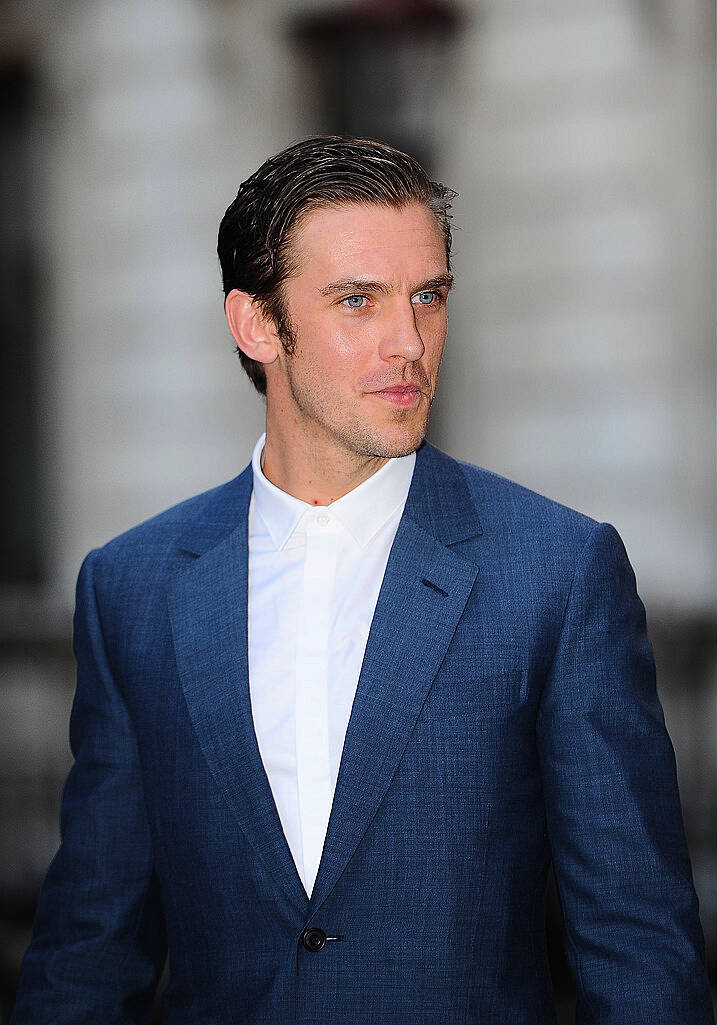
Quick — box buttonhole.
[422,578,448,597]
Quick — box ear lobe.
[224,289,279,365]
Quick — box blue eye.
[415,291,436,305]
[344,295,367,308]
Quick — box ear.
[224,289,280,366]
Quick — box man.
[13,136,713,1024]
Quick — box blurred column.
[436,0,715,613]
[40,0,266,593]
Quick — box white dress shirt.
[247,433,416,898]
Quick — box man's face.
[265,200,452,463]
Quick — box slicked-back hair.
[217,136,456,395]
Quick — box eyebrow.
[319,273,454,298]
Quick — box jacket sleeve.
[537,521,713,1024]
[12,549,167,1025]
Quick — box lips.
[372,385,423,407]
[377,386,420,394]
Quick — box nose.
[378,302,425,363]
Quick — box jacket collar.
[176,440,482,557]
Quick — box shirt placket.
[294,512,339,897]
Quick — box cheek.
[422,322,447,365]
[331,331,367,364]
[310,322,374,372]
[292,327,366,395]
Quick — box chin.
[352,419,428,460]
[380,437,424,459]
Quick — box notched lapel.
[309,444,482,913]
[167,443,483,920]
[168,476,310,917]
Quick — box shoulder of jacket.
[440,447,599,549]
[91,469,249,567]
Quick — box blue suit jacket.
[13,441,713,1024]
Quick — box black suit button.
[301,927,327,952]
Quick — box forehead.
[285,201,447,283]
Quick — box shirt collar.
[251,432,416,550]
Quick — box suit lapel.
[168,443,482,919]
[168,465,310,916]
[308,443,482,913]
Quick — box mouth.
[371,385,423,408]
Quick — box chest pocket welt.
[429,667,530,719]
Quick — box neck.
[261,419,389,507]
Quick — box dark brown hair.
[217,136,456,395]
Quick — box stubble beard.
[282,344,434,463]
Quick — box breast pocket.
[428,666,530,720]
[408,665,537,791]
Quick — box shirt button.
[315,514,330,526]
[301,927,327,952]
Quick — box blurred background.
[0,0,714,1020]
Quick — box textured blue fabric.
[13,441,713,1024]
